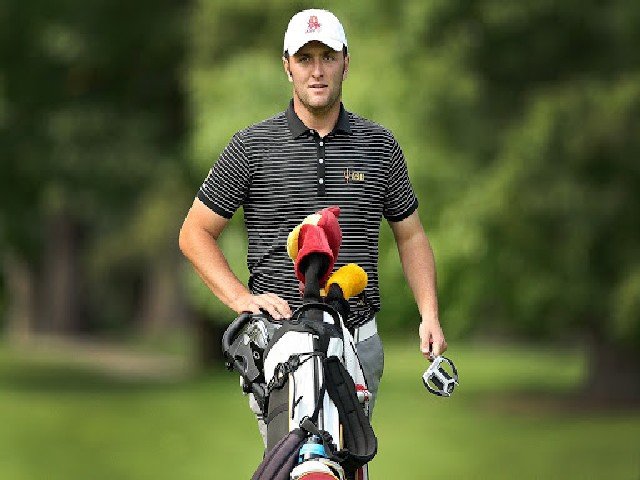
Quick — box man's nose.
[311,58,324,78]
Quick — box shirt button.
[318,158,324,164]
[318,178,324,184]
[319,141,324,146]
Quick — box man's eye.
[323,55,336,61]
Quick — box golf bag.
[222,301,377,480]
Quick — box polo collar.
[286,99,352,138]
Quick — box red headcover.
[293,206,342,287]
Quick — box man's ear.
[283,57,293,82]
[342,54,350,80]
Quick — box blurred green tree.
[1,0,190,338]
[394,0,640,397]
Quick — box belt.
[353,317,377,343]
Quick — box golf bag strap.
[264,304,343,359]
[299,417,347,465]
[323,356,377,471]
[290,302,343,327]
[252,428,307,480]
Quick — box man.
[179,8,447,442]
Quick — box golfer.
[179,8,447,443]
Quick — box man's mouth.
[309,84,328,89]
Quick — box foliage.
[1,0,189,332]
[2,0,638,352]
[399,1,640,347]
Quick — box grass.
[0,338,639,480]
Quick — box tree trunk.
[2,253,36,343]
[137,250,188,336]
[40,212,80,333]
[193,312,227,369]
[584,340,640,402]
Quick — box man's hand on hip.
[232,292,292,320]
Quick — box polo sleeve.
[197,133,250,219]
[383,137,419,222]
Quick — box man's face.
[284,41,349,114]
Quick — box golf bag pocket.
[265,375,291,450]
[264,327,341,452]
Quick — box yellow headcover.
[325,264,368,299]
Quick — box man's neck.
[293,97,341,137]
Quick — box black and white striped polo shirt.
[198,101,418,328]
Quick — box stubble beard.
[295,83,342,116]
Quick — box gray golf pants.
[249,331,384,447]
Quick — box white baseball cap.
[283,9,348,56]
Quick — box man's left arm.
[389,211,448,359]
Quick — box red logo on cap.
[306,15,321,33]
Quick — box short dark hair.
[283,45,348,59]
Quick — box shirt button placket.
[316,132,326,196]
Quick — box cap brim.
[286,35,344,55]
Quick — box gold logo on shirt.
[343,168,365,183]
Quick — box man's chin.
[302,97,339,114]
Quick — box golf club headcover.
[324,264,368,300]
[287,206,342,287]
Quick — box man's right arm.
[179,198,291,319]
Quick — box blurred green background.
[1,0,639,479]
